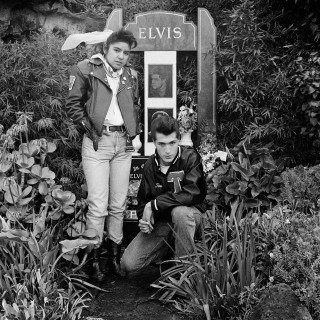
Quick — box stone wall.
[0,0,110,39]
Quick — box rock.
[0,0,107,39]
[248,283,313,320]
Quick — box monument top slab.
[124,11,197,51]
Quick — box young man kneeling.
[121,115,207,276]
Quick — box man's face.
[105,41,130,71]
[151,74,164,89]
[154,132,179,166]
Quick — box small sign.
[125,156,148,220]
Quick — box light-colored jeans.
[121,206,202,275]
[82,132,132,246]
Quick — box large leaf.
[39,181,48,195]
[60,238,99,253]
[0,229,30,242]
[31,164,42,177]
[226,181,248,195]
[20,186,32,198]
[62,250,80,265]
[19,143,40,157]
[231,162,254,181]
[52,189,75,205]
[16,155,34,169]
[41,167,55,180]
[244,198,261,208]
[0,161,12,173]
[82,228,98,239]
[63,205,74,214]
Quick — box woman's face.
[104,41,131,70]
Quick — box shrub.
[0,30,87,193]
[206,142,284,219]
[280,164,320,213]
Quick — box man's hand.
[139,202,154,234]
[139,219,153,234]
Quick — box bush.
[280,164,320,213]
[206,142,283,219]
[0,30,87,192]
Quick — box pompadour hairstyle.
[150,115,180,141]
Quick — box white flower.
[269,276,274,283]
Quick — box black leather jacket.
[137,146,207,221]
[66,57,140,138]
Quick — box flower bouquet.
[177,104,197,134]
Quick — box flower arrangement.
[177,101,197,134]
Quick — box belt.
[103,125,126,132]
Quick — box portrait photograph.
[148,64,173,98]
[147,108,173,142]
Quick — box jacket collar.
[89,55,129,89]
[154,146,181,168]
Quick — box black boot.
[107,239,125,277]
[89,247,106,282]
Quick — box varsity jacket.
[65,57,140,138]
[136,146,207,221]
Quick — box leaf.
[62,251,80,265]
[50,211,62,220]
[309,86,316,94]
[226,181,248,195]
[18,197,33,206]
[31,164,42,177]
[244,198,261,208]
[4,190,16,204]
[251,184,261,198]
[27,178,39,185]
[60,238,99,253]
[47,142,57,153]
[0,161,12,173]
[39,181,48,195]
[20,186,32,198]
[41,167,55,180]
[310,117,318,126]
[231,162,254,181]
[63,206,74,214]
[81,228,98,239]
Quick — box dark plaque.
[125,156,148,220]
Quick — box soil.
[82,221,187,320]
[82,266,186,320]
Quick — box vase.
[179,130,193,147]
[132,134,142,156]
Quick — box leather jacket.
[136,146,207,221]
[65,57,140,138]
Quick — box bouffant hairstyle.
[104,28,137,51]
